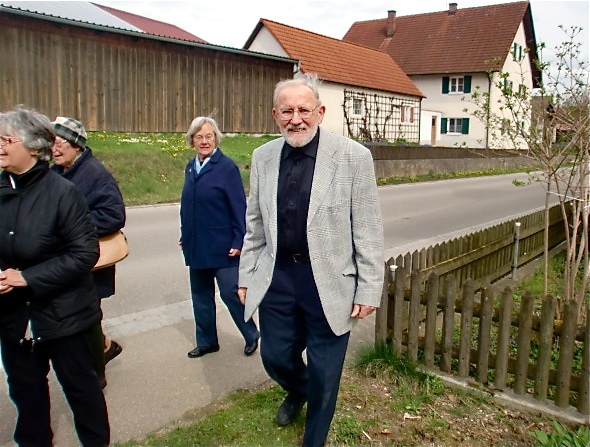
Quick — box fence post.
[424,272,439,369]
[514,291,534,395]
[407,270,422,363]
[476,287,494,384]
[458,279,474,378]
[512,222,521,279]
[441,275,456,373]
[375,262,391,345]
[555,300,579,408]
[534,295,556,402]
[578,305,589,415]
[494,286,513,390]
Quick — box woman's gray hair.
[0,106,54,162]
[185,116,223,147]
[273,72,323,107]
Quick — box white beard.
[282,122,319,147]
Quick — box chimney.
[449,3,458,15]
[386,10,397,37]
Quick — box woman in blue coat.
[180,116,259,358]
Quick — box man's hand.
[0,269,26,294]
[237,287,247,305]
[350,304,376,319]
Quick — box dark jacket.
[52,148,126,298]
[180,149,246,269]
[0,161,101,343]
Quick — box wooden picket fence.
[374,203,590,419]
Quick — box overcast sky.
[90,0,589,62]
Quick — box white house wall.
[411,73,491,148]
[489,21,534,149]
[408,21,534,149]
[247,27,290,58]
[315,83,344,134]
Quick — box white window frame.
[448,118,463,134]
[401,105,414,123]
[449,76,464,93]
[352,98,363,116]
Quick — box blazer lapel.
[308,131,338,224]
[262,141,282,252]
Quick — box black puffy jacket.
[0,161,101,343]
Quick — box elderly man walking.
[238,72,384,447]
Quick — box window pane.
[449,118,462,133]
[353,99,362,115]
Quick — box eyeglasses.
[193,134,215,143]
[53,137,70,148]
[277,105,320,121]
[0,136,22,147]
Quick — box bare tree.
[468,26,589,319]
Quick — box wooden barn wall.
[0,12,293,133]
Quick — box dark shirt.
[277,129,320,255]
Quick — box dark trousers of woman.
[0,324,110,447]
[259,255,350,447]
[189,266,259,348]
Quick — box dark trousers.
[0,325,110,447]
[189,266,259,348]
[259,255,350,447]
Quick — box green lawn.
[89,131,278,205]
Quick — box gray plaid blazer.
[239,129,384,336]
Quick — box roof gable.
[247,19,423,98]
[344,1,540,84]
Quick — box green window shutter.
[461,118,470,134]
[442,77,449,94]
[463,76,472,93]
[441,118,448,134]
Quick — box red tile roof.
[344,1,539,80]
[246,19,423,98]
[92,3,207,43]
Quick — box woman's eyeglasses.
[0,136,22,147]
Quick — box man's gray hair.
[273,72,323,107]
[0,106,54,161]
[185,116,223,147]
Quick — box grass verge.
[88,132,537,206]
[113,344,585,447]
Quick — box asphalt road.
[0,172,554,446]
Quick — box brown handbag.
[93,230,129,270]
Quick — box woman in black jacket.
[0,107,109,447]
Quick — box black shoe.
[104,340,122,365]
[187,345,220,358]
[276,392,306,426]
[244,336,259,356]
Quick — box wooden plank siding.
[0,11,295,133]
